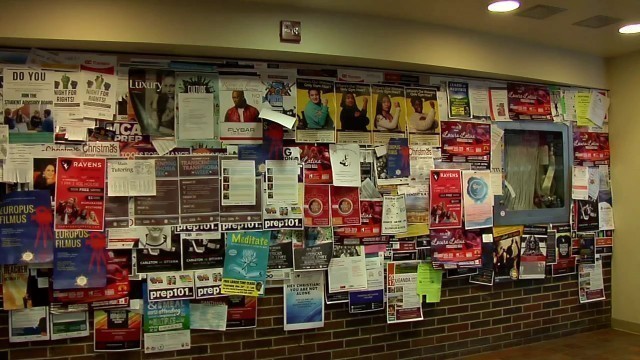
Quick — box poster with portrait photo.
[429,169,463,229]
[335,82,372,144]
[330,186,361,226]
[493,226,523,281]
[261,70,297,140]
[296,78,336,143]
[293,227,334,270]
[128,68,176,137]
[32,158,57,200]
[218,75,263,144]
[405,86,440,146]
[371,84,406,145]
[574,198,599,232]
[304,184,331,227]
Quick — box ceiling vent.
[573,15,623,29]
[515,4,567,20]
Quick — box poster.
[220,159,256,206]
[32,157,58,199]
[128,68,176,137]
[9,306,50,342]
[178,155,220,224]
[194,268,223,299]
[265,160,299,205]
[226,295,258,329]
[219,177,262,232]
[406,86,440,146]
[416,262,444,302]
[106,159,156,197]
[296,78,336,143]
[381,194,408,235]
[330,186,361,226]
[329,144,361,187]
[261,70,297,139]
[146,271,195,301]
[81,71,117,120]
[300,144,332,184]
[218,75,263,144]
[176,72,217,141]
[386,261,423,323]
[284,271,325,331]
[489,88,509,121]
[469,81,492,120]
[447,81,471,118]
[578,259,605,303]
[348,248,385,313]
[50,311,89,340]
[469,242,495,286]
[519,226,547,279]
[0,190,54,264]
[143,298,190,354]
[573,131,610,166]
[52,70,82,122]
[328,245,367,292]
[387,137,410,179]
[53,230,108,289]
[3,265,28,310]
[507,82,552,120]
[293,227,334,270]
[190,300,227,331]
[221,231,270,297]
[578,232,596,264]
[371,84,406,144]
[94,310,142,352]
[181,232,225,271]
[304,184,331,226]
[89,122,157,157]
[3,68,55,143]
[335,82,372,144]
[462,170,493,229]
[429,169,463,229]
[409,145,434,185]
[130,156,180,226]
[430,229,482,268]
[397,185,429,224]
[334,199,387,246]
[134,233,182,274]
[493,226,523,281]
[551,225,577,277]
[440,121,491,170]
[574,198,599,232]
[267,230,296,271]
[54,157,106,231]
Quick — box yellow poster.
[335,82,372,144]
[296,78,336,143]
[405,86,440,146]
[371,84,407,144]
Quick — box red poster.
[330,186,361,226]
[573,131,610,166]
[440,121,491,169]
[300,144,332,184]
[304,185,331,226]
[334,199,388,245]
[429,170,462,229]
[430,228,482,267]
[507,83,552,120]
[54,157,107,231]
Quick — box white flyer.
[265,160,299,204]
[329,144,361,187]
[178,92,215,140]
[50,311,90,340]
[3,144,34,183]
[81,71,117,120]
[0,124,8,160]
[53,71,83,120]
[409,145,434,185]
[572,166,589,200]
[107,159,156,196]
[9,306,50,343]
[221,159,256,205]
[328,245,367,293]
[489,88,509,121]
[381,194,408,234]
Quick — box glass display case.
[493,121,571,226]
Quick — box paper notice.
[572,166,588,200]
[329,144,361,187]
[221,160,256,205]
[4,145,34,183]
[107,159,156,196]
[178,92,215,140]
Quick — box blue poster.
[53,231,107,290]
[0,190,54,264]
[221,231,271,296]
[284,271,324,330]
[348,289,384,313]
[386,138,410,178]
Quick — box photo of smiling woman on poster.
[375,94,401,131]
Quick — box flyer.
[3,68,55,144]
[397,185,429,224]
[573,131,610,166]
[409,145,434,185]
[190,300,227,331]
[267,230,296,272]
[194,268,223,299]
[596,230,613,256]
[9,306,50,342]
[218,75,263,144]
[128,68,176,137]
[440,121,491,170]
[371,84,406,144]
[3,265,28,310]
[578,232,596,264]
[106,159,156,197]
[387,137,410,179]
[462,170,493,229]
[551,225,577,277]
[263,201,304,230]
[381,194,408,234]
[94,309,142,352]
[386,261,423,323]
[89,122,157,157]
[293,227,334,270]
[519,226,547,279]
[219,177,263,232]
[221,231,270,297]
[0,190,54,264]
[329,144,361,187]
[129,156,178,225]
[416,262,444,302]
[178,155,220,225]
[430,229,482,268]
[296,78,336,143]
[81,71,116,120]
[53,71,82,122]
[598,189,615,231]
[300,144,332,184]
[507,83,552,120]
[53,230,108,289]
[181,232,225,271]
[469,242,496,286]
[429,169,463,229]
[54,157,106,231]
[578,258,605,303]
[265,160,299,205]
[143,298,190,354]
[546,230,558,265]
[261,70,297,139]
[335,82,372,144]
[284,271,325,331]
[50,311,89,340]
[330,186,361,226]
[0,125,7,160]
[146,271,195,301]
[405,86,440,146]
[574,198,599,232]
[334,199,387,246]
[493,226,523,281]
[225,295,258,329]
[176,72,218,141]
[328,245,367,292]
[489,87,509,121]
[374,146,409,188]
[348,248,385,313]
[469,81,492,121]
[220,159,256,206]
[304,184,331,227]
[32,157,57,199]
[447,81,471,118]
[134,233,182,274]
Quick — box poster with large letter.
[507,83,552,121]
[0,190,54,264]
[429,169,463,229]
[440,121,491,170]
[128,68,176,137]
[53,230,107,289]
[54,157,106,231]
[221,231,270,297]
[284,271,325,331]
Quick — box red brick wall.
[0,257,611,360]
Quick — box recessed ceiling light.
[488,1,521,13]
[619,24,640,34]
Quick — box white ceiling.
[245,0,640,58]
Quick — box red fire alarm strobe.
[280,20,301,43]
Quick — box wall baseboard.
[612,318,640,334]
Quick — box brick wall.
[0,257,611,360]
